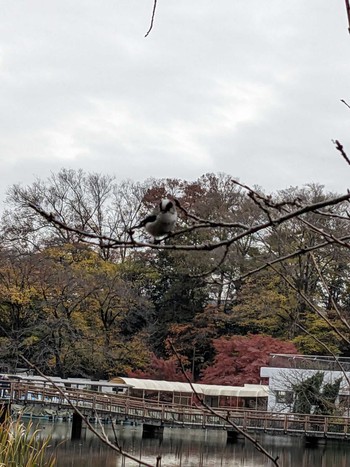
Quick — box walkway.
[2,382,350,440]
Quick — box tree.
[292,372,324,414]
[127,353,191,382]
[166,305,233,381]
[315,377,342,415]
[0,244,154,378]
[1,169,148,261]
[3,169,350,467]
[0,249,43,372]
[147,250,209,356]
[292,372,342,415]
[200,334,298,386]
[228,270,295,338]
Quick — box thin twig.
[189,245,230,278]
[18,355,157,467]
[169,342,280,467]
[26,192,350,252]
[333,139,350,166]
[296,323,350,388]
[310,252,350,334]
[345,0,350,34]
[240,234,350,281]
[145,0,158,37]
[269,265,350,346]
[174,199,248,230]
[341,99,350,110]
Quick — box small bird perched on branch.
[132,199,177,239]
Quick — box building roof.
[111,377,205,394]
[268,354,350,371]
[2,374,130,389]
[110,377,269,398]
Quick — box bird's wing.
[143,214,158,224]
[132,214,158,230]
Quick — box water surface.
[35,421,350,466]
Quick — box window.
[275,390,293,404]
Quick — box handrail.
[2,382,350,437]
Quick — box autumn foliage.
[1,171,349,379]
[199,335,298,386]
[127,354,191,382]
[126,335,297,385]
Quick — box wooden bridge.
[2,382,350,443]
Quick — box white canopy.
[110,377,269,398]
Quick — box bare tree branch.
[270,265,350,346]
[240,234,350,280]
[174,198,249,230]
[19,355,158,467]
[169,342,280,467]
[189,245,231,278]
[296,323,350,388]
[24,192,350,253]
[333,139,350,166]
[345,0,350,34]
[309,252,350,334]
[341,99,350,110]
[145,0,158,37]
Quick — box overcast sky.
[0,1,349,205]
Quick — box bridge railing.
[3,382,350,437]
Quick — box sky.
[0,1,350,205]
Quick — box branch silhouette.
[145,0,158,37]
[19,355,159,467]
[23,192,350,254]
[169,341,280,467]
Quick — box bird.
[132,198,177,239]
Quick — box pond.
[34,420,350,467]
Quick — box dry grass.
[0,417,56,467]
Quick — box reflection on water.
[32,421,350,467]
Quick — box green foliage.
[291,313,343,355]
[230,272,295,338]
[148,250,209,356]
[314,377,342,415]
[0,245,153,378]
[292,372,342,415]
[293,372,324,414]
[1,173,350,380]
[0,419,55,467]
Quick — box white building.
[260,354,350,414]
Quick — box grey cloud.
[0,0,349,205]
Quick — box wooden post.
[142,423,164,438]
[324,417,328,435]
[71,412,83,440]
[10,382,15,402]
[305,415,310,432]
[305,435,319,447]
[243,412,247,431]
[226,430,244,443]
